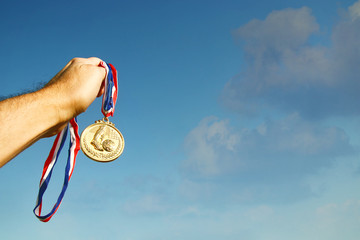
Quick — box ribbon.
[33,61,118,222]
[100,62,118,118]
[33,118,80,222]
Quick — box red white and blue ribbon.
[100,62,118,118]
[33,61,118,222]
[33,118,80,222]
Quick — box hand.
[45,57,107,120]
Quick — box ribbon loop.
[33,118,80,222]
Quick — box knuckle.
[71,57,85,63]
[88,57,101,61]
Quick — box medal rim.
[80,121,125,163]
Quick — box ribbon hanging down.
[33,118,80,222]
[100,62,118,118]
[33,61,117,222]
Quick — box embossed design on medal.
[80,118,125,162]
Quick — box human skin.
[0,57,106,167]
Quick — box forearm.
[0,88,65,167]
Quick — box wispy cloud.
[182,114,353,180]
[182,116,239,176]
[222,3,360,119]
[122,194,168,215]
[180,113,355,204]
[181,1,360,204]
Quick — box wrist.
[35,86,73,137]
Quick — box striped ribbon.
[33,118,80,222]
[100,62,118,118]
[33,61,117,222]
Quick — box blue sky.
[1,0,360,239]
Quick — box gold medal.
[80,118,125,162]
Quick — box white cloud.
[182,116,239,176]
[222,2,360,118]
[122,194,168,215]
[178,179,217,200]
[180,114,355,204]
[245,205,274,222]
[235,7,319,63]
[349,0,360,21]
[310,199,360,239]
[183,114,353,179]
[175,205,202,218]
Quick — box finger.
[86,57,105,66]
[97,80,105,97]
[68,57,103,66]
[84,57,107,81]
[96,65,107,81]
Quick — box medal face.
[80,119,124,162]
